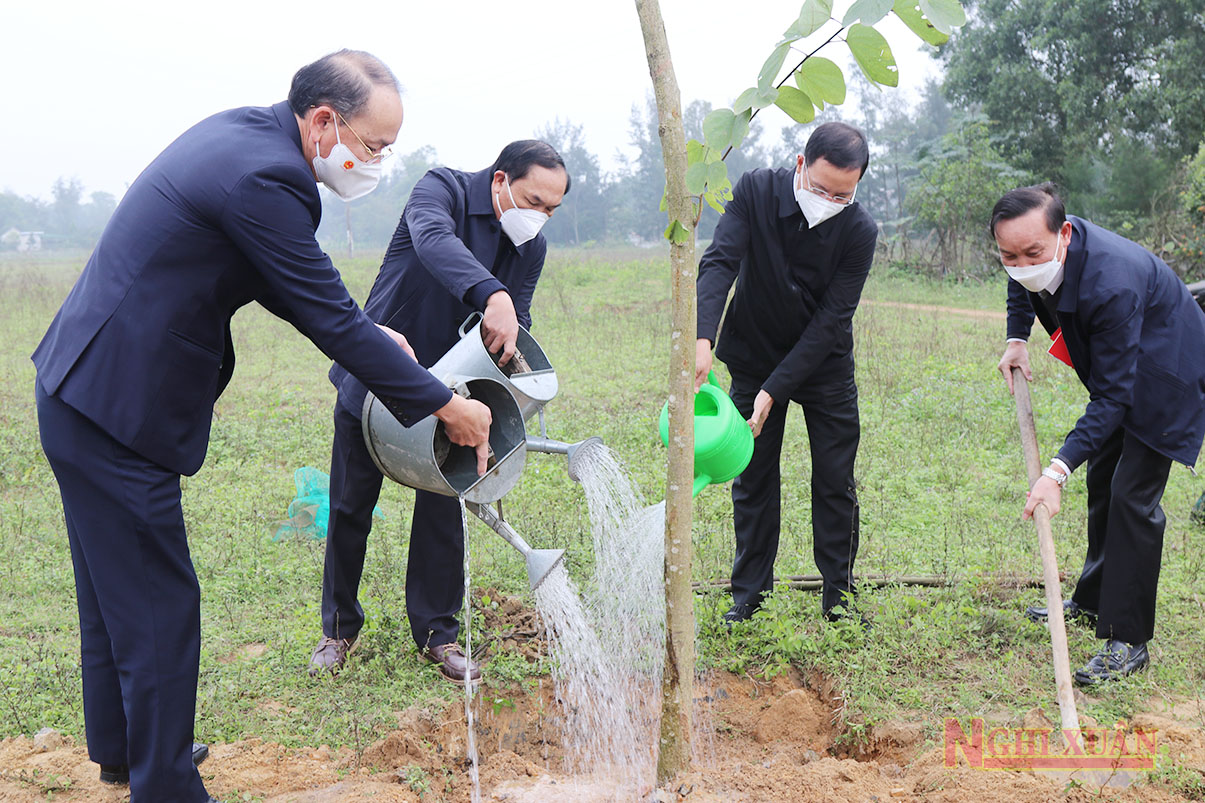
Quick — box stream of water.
[532,442,667,798]
[458,496,482,803]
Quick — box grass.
[1,245,1203,778]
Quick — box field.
[0,247,1203,801]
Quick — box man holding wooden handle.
[993,183,1205,684]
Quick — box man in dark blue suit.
[32,50,492,802]
[994,183,1205,684]
[311,141,569,683]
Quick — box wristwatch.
[1042,465,1068,487]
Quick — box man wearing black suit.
[696,122,878,625]
[994,183,1205,684]
[310,141,569,683]
[32,50,492,802]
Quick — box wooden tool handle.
[1011,368,1082,742]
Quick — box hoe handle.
[1012,368,1082,741]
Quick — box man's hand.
[434,394,493,476]
[1022,475,1062,520]
[695,338,713,391]
[376,324,418,362]
[748,389,774,438]
[482,290,519,366]
[998,341,1032,395]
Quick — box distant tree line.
[8,1,1204,279]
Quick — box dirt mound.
[2,627,1202,801]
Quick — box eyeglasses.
[804,166,856,205]
[335,110,393,164]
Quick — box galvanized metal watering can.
[659,370,754,496]
[362,314,599,590]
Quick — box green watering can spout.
[659,370,755,497]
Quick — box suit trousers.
[322,400,464,650]
[35,382,209,803]
[727,368,861,613]
[1070,427,1172,644]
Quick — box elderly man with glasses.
[695,121,878,627]
[31,49,491,803]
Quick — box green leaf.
[687,139,706,164]
[734,86,779,113]
[708,161,729,190]
[918,0,966,35]
[795,56,846,107]
[847,23,898,87]
[758,42,792,91]
[892,0,949,46]
[730,109,751,150]
[685,162,709,195]
[702,108,736,150]
[774,86,816,124]
[843,0,894,26]
[664,218,691,245]
[783,0,835,40]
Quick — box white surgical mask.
[1004,230,1066,293]
[495,174,548,246]
[793,166,853,228]
[312,120,383,202]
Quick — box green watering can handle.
[692,474,710,497]
[706,370,720,390]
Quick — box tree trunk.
[635,0,695,785]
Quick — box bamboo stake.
[1011,368,1082,744]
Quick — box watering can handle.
[705,370,721,390]
[458,311,484,338]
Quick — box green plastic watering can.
[659,371,755,497]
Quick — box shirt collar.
[469,167,498,217]
[272,101,303,153]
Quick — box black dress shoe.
[98,741,210,785]
[823,604,869,628]
[722,603,759,627]
[1025,599,1098,626]
[1074,640,1149,685]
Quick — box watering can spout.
[466,501,565,592]
[526,435,604,482]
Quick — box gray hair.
[288,49,400,118]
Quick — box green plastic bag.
[273,467,383,541]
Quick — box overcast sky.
[3,0,942,201]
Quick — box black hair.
[804,121,870,178]
[288,49,400,118]
[489,140,571,194]
[989,182,1066,237]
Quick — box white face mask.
[495,173,548,246]
[794,166,853,228]
[1003,229,1066,293]
[312,117,383,202]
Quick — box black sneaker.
[1025,599,1098,627]
[1074,640,1149,685]
[98,741,210,785]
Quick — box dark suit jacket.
[330,167,546,414]
[1006,215,1205,469]
[697,167,878,401]
[32,102,452,476]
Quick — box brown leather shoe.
[423,643,481,685]
[308,636,356,676]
